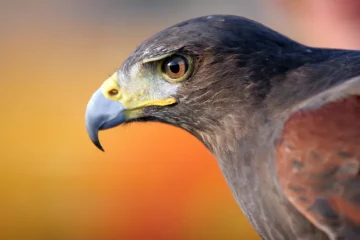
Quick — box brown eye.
[162,55,189,80]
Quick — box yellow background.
[0,1,289,239]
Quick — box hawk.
[85,15,360,240]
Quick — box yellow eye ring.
[158,54,193,83]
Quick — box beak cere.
[85,88,126,151]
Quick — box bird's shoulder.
[275,95,360,239]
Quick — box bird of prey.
[85,15,360,240]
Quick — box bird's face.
[86,15,258,151]
[85,51,198,150]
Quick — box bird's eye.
[159,55,192,82]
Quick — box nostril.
[108,89,119,96]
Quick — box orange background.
[0,1,288,239]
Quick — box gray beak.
[85,88,126,151]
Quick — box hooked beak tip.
[86,124,105,152]
[93,140,105,152]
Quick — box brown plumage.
[277,96,360,239]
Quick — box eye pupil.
[168,62,180,73]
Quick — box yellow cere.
[101,71,177,110]
[101,72,121,100]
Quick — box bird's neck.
[195,114,328,240]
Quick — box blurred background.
[1,0,360,239]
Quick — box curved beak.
[85,88,126,151]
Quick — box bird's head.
[85,15,317,152]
